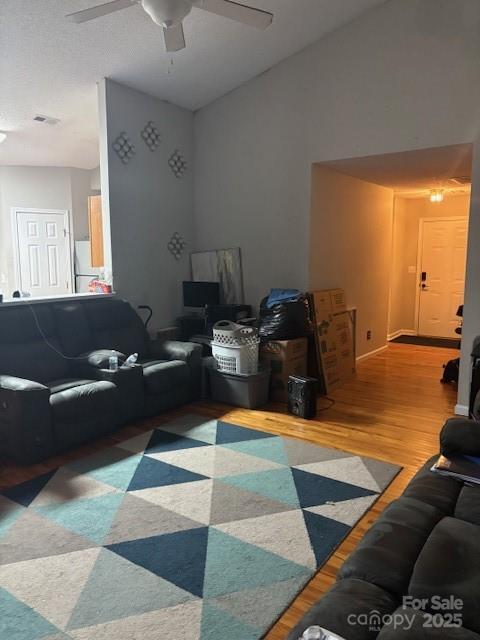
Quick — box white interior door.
[14,209,72,297]
[417,217,467,338]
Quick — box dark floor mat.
[391,335,460,349]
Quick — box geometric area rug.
[0,413,400,640]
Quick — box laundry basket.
[211,320,260,375]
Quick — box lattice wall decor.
[112,132,136,164]
[141,121,162,151]
[168,150,188,178]
[167,232,186,260]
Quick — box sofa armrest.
[440,417,480,457]
[76,349,126,369]
[0,375,49,393]
[0,375,54,464]
[150,340,203,400]
[150,340,202,364]
[72,349,126,381]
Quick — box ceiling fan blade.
[193,0,273,29]
[163,23,186,52]
[66,0,138,23]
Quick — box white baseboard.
[387,329,416,341]
[454,404,469,417]
[356,345,388,363]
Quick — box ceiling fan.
[66,0,273,52]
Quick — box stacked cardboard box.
[311,289,355,393]
[260,337,308,402]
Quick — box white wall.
[389,194,470,337]
[193,0,480,409]
[90,166,101,191]
[98,79,194,328]
[310,166,394,357]
[0,166,98,294]
[70,168,97,241]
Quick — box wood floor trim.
[356,344,388,362]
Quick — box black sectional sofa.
[0,296,202,464]
[288,417,480,640]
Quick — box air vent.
[447,176,471,186]
[33,114,60,125]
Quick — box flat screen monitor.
[183,281,220,308]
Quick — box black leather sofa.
[0,297,202,464]
[288,417,480,640]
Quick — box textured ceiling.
[0,0,386,168]
[321,144,473,195]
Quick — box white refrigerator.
[74,241,100,293]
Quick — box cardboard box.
[331,312,355,379]
[311,289,347,316]
[313,310,355,394]
[260,338,308,402]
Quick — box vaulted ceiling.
[0,0,386,168]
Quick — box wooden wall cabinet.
[88,195,104,267]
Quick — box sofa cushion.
[49,378,118,450]
[403,455,462,515]
[52,302,93,356]
[286,578,398,640]
[0,303,55,342]
[0,305,70,383]
[49,378,96,394]
[409,517,480,634]
[139,359,189,395]
[454,485,480,527]
[83,299,149,357]
[377,607,480,639]
[49,379,117,422]
[338,496,445,597]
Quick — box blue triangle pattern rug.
[0,413,401,640]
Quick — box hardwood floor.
[0,343,458,639]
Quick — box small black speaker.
[287,375,318,419]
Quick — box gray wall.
[193,0,480,406]
[194,0,480,304]
[309,166,394,357]
[99,79,194,328]
[70,168,97,241]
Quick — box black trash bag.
[441,357,459,384]
[259,294,312,341]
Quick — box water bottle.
[109,354,119,371]
[125,353,138,366]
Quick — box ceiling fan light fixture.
[141,0,193,27]
[66,0,273,52]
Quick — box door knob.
[421,283,429,290]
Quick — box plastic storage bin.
[211,342,259,375]
[208,366,270,409]
[211,320,260,375]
